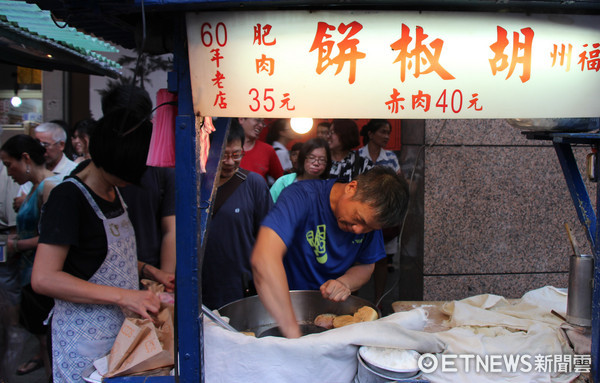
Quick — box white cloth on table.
[204,308,444,383]
[424,286,578,383]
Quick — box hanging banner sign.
[186,11,600,119]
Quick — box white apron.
[51,178,138,383]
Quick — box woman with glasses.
[0,134,61,379]
[327,119,373,182]
[30,109,174,383]
[270,138,332,202]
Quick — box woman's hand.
[6,234,17,256]
[118,289,161,321]
[153,269,175,292]
[140,262,175,292]
[320,279,351,302]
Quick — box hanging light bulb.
[290,118,313,134]
[11,75,21,107]
[11,94,22,107]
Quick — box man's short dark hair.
[353,166,409,228]
[89,108,152,185]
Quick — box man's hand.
[320,279,351,302]
[321,263,375,302]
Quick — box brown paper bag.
[141,279,165,294]
[105,306,175,377]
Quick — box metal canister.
[566,254,594,327]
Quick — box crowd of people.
[0,85,175,383]
[0,108,408,381]
[202,117,408,336]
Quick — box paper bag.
[105,306,175,377]
[141,279,165,294]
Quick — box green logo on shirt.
[306,224,327,264]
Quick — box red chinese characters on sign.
[256,54,275,76]
[248,23,296,112]
[248,88,296,112]
[386,88,483,114]
[214,91,227,109]
[412,90,431,112]
[578,43,600,72]
[390,24,455,82]
[253,24,277,77]
[212,71,225,89]
[468,93,483,111]
[309,21,366,84]
[551,44,572,72]
[210,48,224,67]
[280,93,296,111]
[254,24,276,46]
[202,22,228,109]
[385,89,405,113]
[489,26,534,83]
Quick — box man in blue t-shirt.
[251,166,409,338]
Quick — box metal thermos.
[566,253,593,327]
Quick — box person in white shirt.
[265,118,296,174]
[14,122,77,211]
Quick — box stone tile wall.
[400,119,594,301]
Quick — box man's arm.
[250,226,301,338]
[320,263,375,302]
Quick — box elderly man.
[14,122,76,210]
[251,166,409,338]
[202,122,273,309]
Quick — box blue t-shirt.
[262,179,385,290]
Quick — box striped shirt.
[358,146,400,172]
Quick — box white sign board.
[186,11,600,119]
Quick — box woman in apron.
[30,109,175,383]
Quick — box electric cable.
[375,120,448,308]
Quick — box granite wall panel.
[423,273,568,301]
[421,119,595,301]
